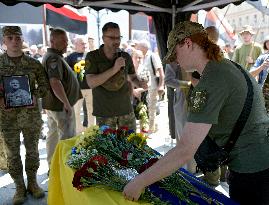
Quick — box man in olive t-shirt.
[42,28,82,166]
[232,25,262,70]
[85,22,147,131]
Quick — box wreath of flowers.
[67,125,224,205]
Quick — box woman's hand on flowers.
[123,178,145,201]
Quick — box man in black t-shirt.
[66,37,95,134]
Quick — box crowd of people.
[1,20,269,205]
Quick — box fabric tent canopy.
[0,0,259,58]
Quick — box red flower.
[103,128,115,135]
[122,150,129,160]
[119,159,128,166]
[138,158,159,174]
[120,126,129,131]
[90,155,108,166]
[72,170,84,191]
[119,150,130,166]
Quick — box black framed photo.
[2,75,33,108]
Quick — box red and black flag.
[45,4,87,35]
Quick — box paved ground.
[0,100,229,205]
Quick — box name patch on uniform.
[188,89,207,113]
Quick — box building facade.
[218,2,269,44]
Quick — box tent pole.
[42,5,48,46]
[172,4,176,28]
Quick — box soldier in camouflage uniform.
[85,22,147,131]
[0,134,7,170]
[0,26,49,205]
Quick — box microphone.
[116,48,122,58]
[116,48,125,70]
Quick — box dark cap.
[163,21,206,63]
[2,26,22,36]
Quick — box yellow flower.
[75,125,100,149]
[127,133,148,148]
[79,60,85,70]
[74,62,81,73]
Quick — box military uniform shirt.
[85,45,135,117]
[188,59,269,173]
[42,48,82,111]
[0,53,49,129]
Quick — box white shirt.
[143,50,163,89]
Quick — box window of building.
[245,16,249,25]
[254,14,257,24]
[262,15,266,23]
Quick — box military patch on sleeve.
[188,89,208,113]
[85,59,91,70]
[48,58,58,70]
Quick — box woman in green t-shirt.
[123,21,269,205]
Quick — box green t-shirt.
[42,48,82,111]
[232,43,262,70]
[188,59,269,173]
[85,45,135,117]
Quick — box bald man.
[66,37,95,134]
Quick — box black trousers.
[167,87,176,139]
[228,167,269,205]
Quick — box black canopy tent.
[0,0,259,58]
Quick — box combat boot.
[27,181,45,198]
[27,178,45,199]
[13,183,27,205]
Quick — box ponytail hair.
[189,33,224,62]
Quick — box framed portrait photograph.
[2,75,33,109]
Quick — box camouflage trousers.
[263,82,269,113]
[1,126,41,184]
[96,112,136,131]
[0,134,7,170]
[0,108,42,183]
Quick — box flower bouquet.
[73,60,85,81]
[67,125,227,205]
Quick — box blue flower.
[128,129,135,134]
[71,147,77,154]
[100,125,110,132]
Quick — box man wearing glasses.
[85,22,147,131]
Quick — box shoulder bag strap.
[224,61,254,153]
[150,55,156,76]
